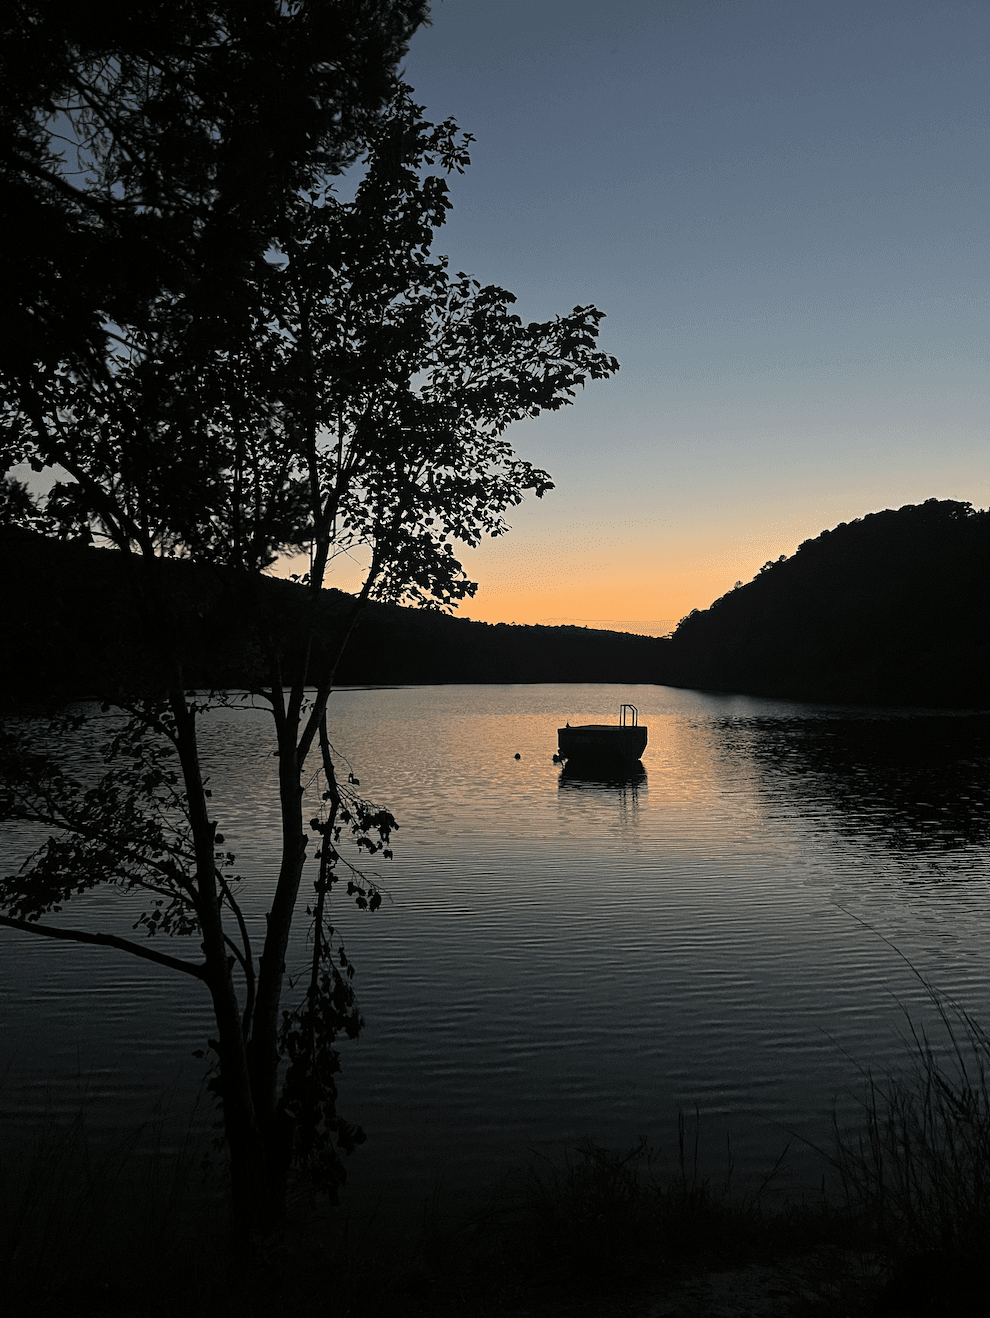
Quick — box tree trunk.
[225,1104,293,1241]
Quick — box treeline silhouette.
[660,499,990,707]
[9,500,988,710]
[1,530,665,705]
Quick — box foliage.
[662,499,990,706]
[0,14,619,1239]
[4,87,617,600]
[0,477,40,528]
[1,0,429,382]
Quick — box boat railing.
[620,704,638,727]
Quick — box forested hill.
[0,530,665,704]
[11,501,986,710]
[660,499,990,707]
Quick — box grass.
[825,981,990,1314]
[1,1107,867,1318]
[0,1084,221,1317]
[5,980,990,1317]
[269,1122,883,1317]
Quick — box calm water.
[3,683,990,1220]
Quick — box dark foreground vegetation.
[0,528,665,703]
[661,499,990,708]
[4,979,990,1318]
[0,1136,860,1318]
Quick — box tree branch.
[0,916,209,980]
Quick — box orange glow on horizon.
[271,528,803,636]
[445,532,802,633]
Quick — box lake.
[3,682,990,1225]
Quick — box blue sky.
[370,0,990,630]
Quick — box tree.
[0,476,41,528]
[1,0,429,383]
[0,51,620,1238]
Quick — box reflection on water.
[558,762,648,791]
[3,683,990,1223]
[741,714,990,857]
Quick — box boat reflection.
[557,760,648,792]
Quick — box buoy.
[514,753,521,760]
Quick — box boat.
[557,704,647,765]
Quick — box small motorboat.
[557,703,647,765]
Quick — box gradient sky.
[336,0,990,633]
[13,2,989,634]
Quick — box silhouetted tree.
[0,476,39,528]
[0,29,619,1240]
[1,0,429,385]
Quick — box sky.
[342,0,990,633]
[11,2,989,634]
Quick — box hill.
[659,499,990,707]
[0,530,665,705]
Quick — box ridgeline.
[0,530,664,705]
[660,498,990,708]
[6,499,990,710]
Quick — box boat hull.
[557,724,648,764]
